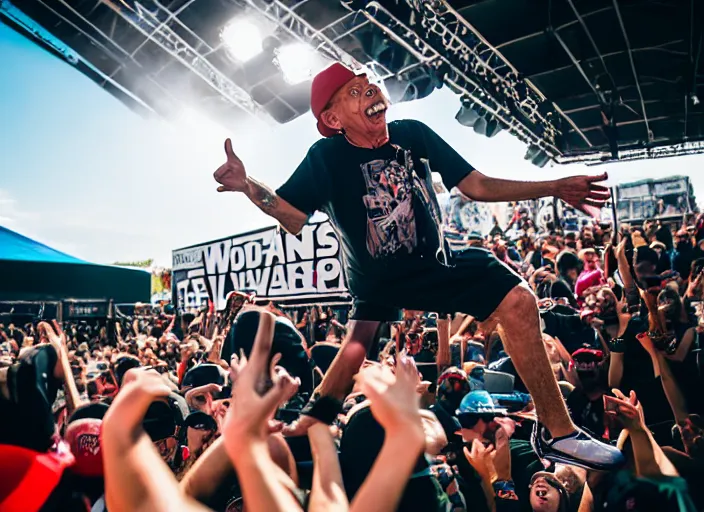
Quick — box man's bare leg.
[315,320,381,400]
[284,320,380,435]
[489,283,575,438]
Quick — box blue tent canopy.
[0,226,149,303]
[0,226,85,264]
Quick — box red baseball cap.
[310,62,362,137]
[0,442,75,512]
[65,418,103,478]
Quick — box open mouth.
[534,485,549,499]
[365,101,387,119]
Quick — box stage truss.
[2,0,702,164]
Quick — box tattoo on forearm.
[248,178,279,211]
[245,177,306,234]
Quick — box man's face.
[530,477,561,512]
[155,436,178,465]
[461,417,515,445]
[582,251,598,270]
[322,75,390,136]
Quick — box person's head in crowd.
[142,392,188,468]
[675,228,692,251]
[633,246,659,288]
[113,354,142,387]
[580,230,595,249]
[436,367,471,412]
[493,239,508,260]
[225,308,315,393]
[643,218,659,240]
[571,348,605,392]
[181,362,227,392]
[183,410,218,457]
[653,225,674,252]
[556,250,581,285]
[456,390,513,445]
[594,287,619,326]
[578,248,599,272]
[650,240,667,260]
[180,312,195,335]
[564,232,577,250]
[657,287,688,327]
[466,231,485,248]
[529,471,569,512]
[64,410,105,480]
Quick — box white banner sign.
[172,222,348,310]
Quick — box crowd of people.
[1,212,704,512]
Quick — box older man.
[213,63,622,470]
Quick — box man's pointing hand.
[214,138,248,193]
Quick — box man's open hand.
[555,173,610,216]
[214,138,248,193]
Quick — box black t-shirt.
[276,120,474,297]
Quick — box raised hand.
[103,369,173,439]
[222,311,300,455]
[555,173,610,217]
[355,353,424,437]
[464,439,496,484]
[214,138,248,193]
[606,389,646,433]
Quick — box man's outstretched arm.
[243,177,308,235]
[457,170,610,215]
[214,138,308,235]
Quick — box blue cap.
[456,390,508,417]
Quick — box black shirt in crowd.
[276,120,474,298]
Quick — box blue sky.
[1,21,702,266]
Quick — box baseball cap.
[456,390,507,422]
[0,443,75,511]
[225,309,314,393]
[113,355,141,387]
[181,363,228,391]
[143,392,188,442]
[65,418,103,478]
[68,402,110,424]
[571,348,604,368]
[436,367,471,410]
[185,410,218,431]
[311,62,362,137]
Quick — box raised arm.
[457,171,610,216]
[214,139,308,235]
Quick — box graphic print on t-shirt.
[359,146,418,258]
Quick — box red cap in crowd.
[64,418,104,478]
[0,443,74,512]
[310,62,361,137]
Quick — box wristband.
[301,394,343,425]
[608,337,625,353]
[493,480,519,501]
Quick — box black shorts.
[350,247,522,323]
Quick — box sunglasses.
[457,413,498,429]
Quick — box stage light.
[532,151,550,168]
[274,43,322,85]
[485,118,503,138]
[473,117,488,134]
[221,19,263,63]
[524,145,540,161]
[455,101,480,127]
[525,144,550,167]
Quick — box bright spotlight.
[274,43,320,85]
[221,19,263,63]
